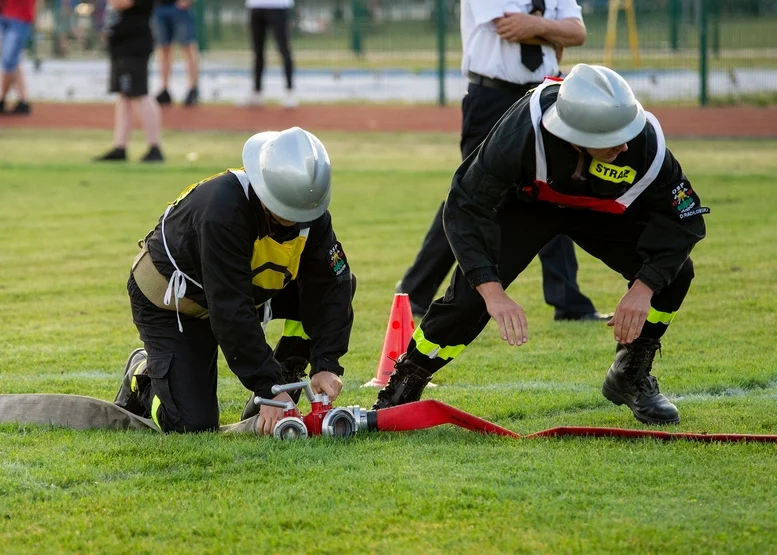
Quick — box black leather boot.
[372,356,434,410]
[114,348,149,417]
[240,356,309,420]
[601,337,680,424]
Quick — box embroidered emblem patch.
[589,160,637,184]
[328,242,348,276]
[672,181,710,219]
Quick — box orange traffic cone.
[363,293,416,388]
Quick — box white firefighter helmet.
[242,127,332,222]
[542,64,647,149]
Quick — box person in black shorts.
[95,0,164,162]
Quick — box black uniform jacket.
[444,84,708,294]
[145,171,353,399]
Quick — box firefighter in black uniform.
[374,64,709,425]
[115,127,356,434]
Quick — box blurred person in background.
[0,0,36,115]
[397,0,611,323]
[152,0,199,107]
[53,0,89,57]
[94,0,163,162]
[238,0,297,108]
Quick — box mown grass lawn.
[1,129,776,553]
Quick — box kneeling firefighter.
[116,127,356,434]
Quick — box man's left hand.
[495,13,546,43]
[310,371,343,401]
[609,280,654,344]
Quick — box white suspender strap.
[529,79,559,183]
[161,204,204,333]
[230,169,252,199]
[615,112,666,209]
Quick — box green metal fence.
[31,0,777,105]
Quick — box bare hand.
[494,13,546,43]
[476,282,528,346]
[555,44,565,63]
[109,0,134,11]
[256,392,294,436]
[608,280,654,344]
[310,371,343,401]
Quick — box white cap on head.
[542,64,646,149]
[242,127,332,222]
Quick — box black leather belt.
[467,71,538,95]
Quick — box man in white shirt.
[398,0,610,322]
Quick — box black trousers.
[249,7,294,91]
[128,274,313,433]
[399,82,597,319]
[406,197,695,373]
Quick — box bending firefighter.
[375,64,709,425]
[116,127,356,434]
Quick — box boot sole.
[115,348,147,403]
[601,383,680,425]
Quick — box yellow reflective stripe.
[251,233,308,290]
[151,395,162,429]
[283,319,310,340]
[646,308,677,325]
[130,359,147,393]
[588,160,637,184]
[412,327,466,361]
[171,171,228,206]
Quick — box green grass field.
[1,129,776,553]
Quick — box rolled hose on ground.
[368,400,777,443]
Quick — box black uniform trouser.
[128,274,312,433]
[399,82,596,318]
[405,197,695,373]
[249,8,294,91]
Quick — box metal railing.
[27,0,777,106]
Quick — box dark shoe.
[10,101,30,115]
[140,145,164,163]
[93,147,127,162]
[156,89,172,105]
[114,348,149,417]
[240,356,309,420]
[601,337,679,425]
[183,87,199,107]
[555,311,613,322]
[373,356,434,410]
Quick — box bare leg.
[131,95,162,146]
[1,71,15,101]
[158,45,172,90]
[182,43,199,90]
[113,95,133,147]
[14,68,27,102]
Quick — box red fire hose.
[372,400,777,443]
[375,400,520,438]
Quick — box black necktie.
[521,0,545,72]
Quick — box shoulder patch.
[672,181,710,219]
[328,242,348,276]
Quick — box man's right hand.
[476,282,528,346]
[256,391,295,436]
[494,12,547,43]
